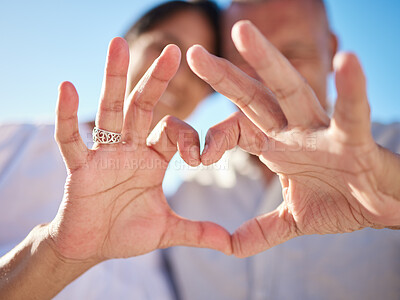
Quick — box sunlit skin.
[50,39,231,260]
[185,0,400,257]
[126,9,216,129]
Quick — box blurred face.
[127,9,215,128]
[223,0,337,109]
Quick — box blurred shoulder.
[0,123,56,162]
[0,121,92,171]
[371,122,400,154]
[0,121,92,148]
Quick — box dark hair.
[124,1,221,56]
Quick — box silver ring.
[92,127,122,144]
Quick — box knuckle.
[57,131,81,145]
[134,100,154,112]
[162,115,178,126]
[232,233,246,258]
[150,71,170,84]
[101,100,124,113]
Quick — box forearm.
[0,224,96,300]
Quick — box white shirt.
[0,123,174,300]
[167,122,400,300]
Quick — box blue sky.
[1,0,400,126]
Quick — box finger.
[147,115,201,167]
[331,52,372,144]
[231,20,329,127]
[187,45,286,134]
[232,203,299,258]
[55,81,88,170]
[95,37,129,135]
[201,111,267,165]
[123,45,181,145]
[161,213,232,255]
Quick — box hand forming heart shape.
[188,21,400,257]
[50,38,231,264]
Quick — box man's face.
[223,0,337,109]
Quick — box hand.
[188,21,400,257]
[50,37,231,263]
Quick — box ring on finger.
[92,127,122,144]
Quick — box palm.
[56,145,168,260]
[50,38,231,262]
[262,127,380,235]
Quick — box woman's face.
[126,9,216,128]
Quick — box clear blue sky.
[1,0,400,125]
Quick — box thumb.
[161,213,232,255]
[232,203,299,258]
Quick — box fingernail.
[187,45,210,70]
[194,44,208,54]
[189,145,199,160]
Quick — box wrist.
[39,223,99,279]
[376,145,400,201]
[1,224,98,299]
[373,145,400,225]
